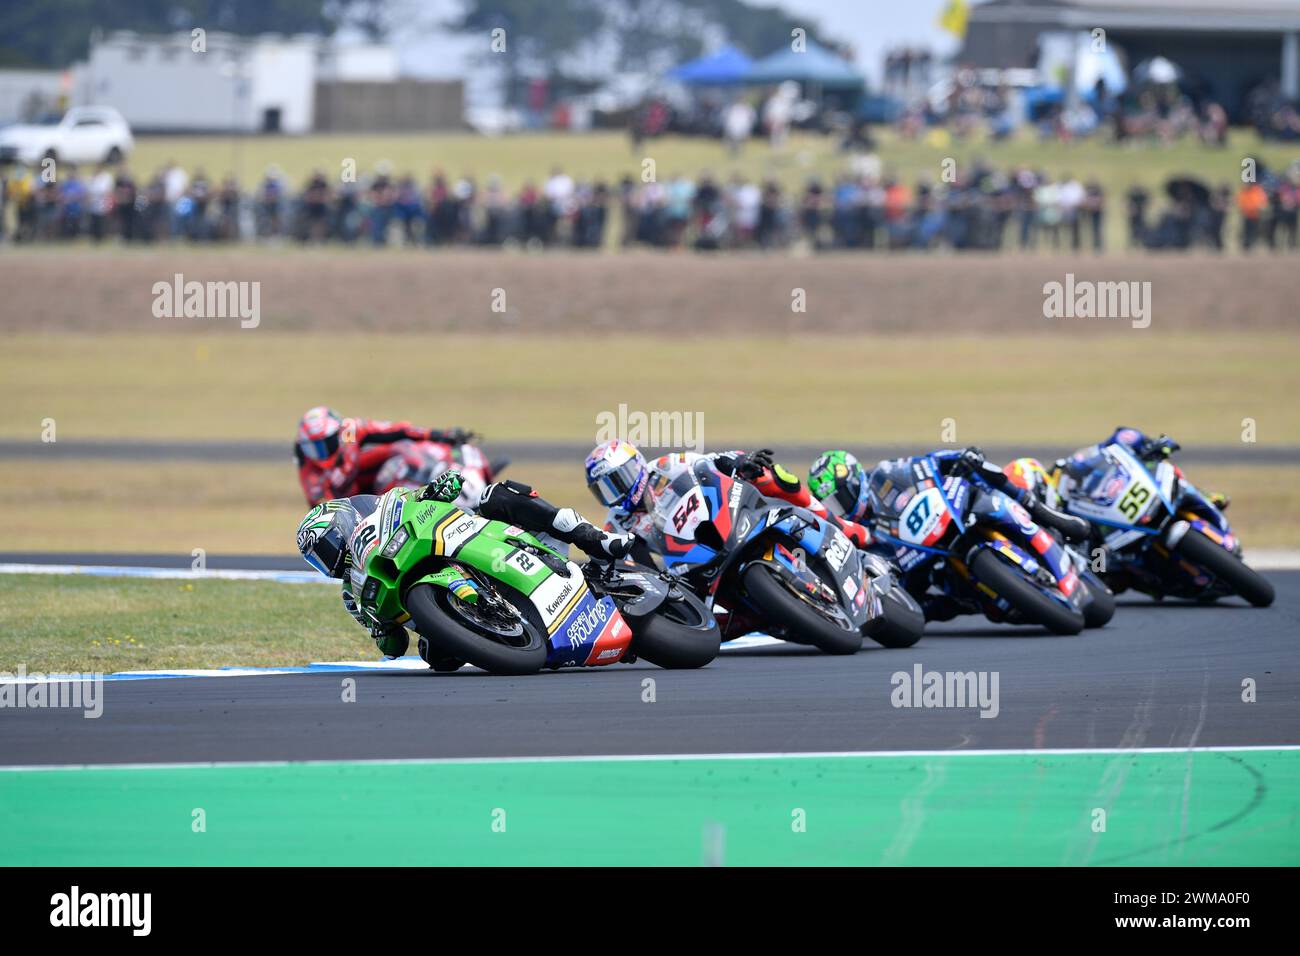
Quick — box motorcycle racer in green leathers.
[296,471,632,663]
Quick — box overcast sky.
[751,0,961,82]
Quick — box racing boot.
[922,593,969,623]
[478,478,632,560]
[417,635,464,672]
[371,622,410,659]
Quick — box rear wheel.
[741,563,863,655]
[869,585,925,648]
[405,583,547,675]
[970,549,1085,635]
[1174,529,1275,608]
[1080,570,1116,628]
[630,588,720,669]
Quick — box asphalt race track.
[3,573,1296,767]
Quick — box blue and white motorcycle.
[1054,441,1274,607]
[647,458,924,653]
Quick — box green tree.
[0,0,382,68]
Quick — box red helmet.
[297,406,343,464]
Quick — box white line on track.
[2,744,1297,773]
[0,563,330,583]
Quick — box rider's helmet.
[585,439,649,512]
[808,450,870,522]
[296,501,359,579]
[1002,457,1061,509]
[296,406,344,465]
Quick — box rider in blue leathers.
[808,445,1091,621]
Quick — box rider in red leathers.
[294,406,476,505]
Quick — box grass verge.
[4,332,1298,445]
[0,574,360,674]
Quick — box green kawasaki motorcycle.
[346,488,719,675]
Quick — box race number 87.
[1118,484,1151,520]
[905,495,932,535]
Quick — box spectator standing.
[217,175,240,241]
[480,174,509,245]
[1237,181,1268,251]
[1126,184,1149,248]
[163,161,188,239]
[368,164,396,245]
[188,169,211,240]
[58,166,86,238]
[1058,174,1085,251]
[799,177,825,249]
[728,175,760,248]
[257,167,284,239]
[1082,180,1105,252]
[723,98,755,157]
[302,170,331,242]
[88,164,114,242]
[757,179,784,248]
[1274,170,1299,249]
[543,166,575,245]
[393,174,423,245]
[114,168,138,241]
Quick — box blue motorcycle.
[1056,441,1274,607]
[867,454,1091,635]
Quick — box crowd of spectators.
[2,157,1297,254]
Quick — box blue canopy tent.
[744,40,864,91]
[667,46,754,86]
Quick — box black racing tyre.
[741,563,863,655]
[1080,570,1116,628]
[405,583,547,675]
[1174,529,1275,608]
[629,589,720,669]
[970,549,1085,635]
[870,585,926,648]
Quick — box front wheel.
[405,583,547,675]
[970,549,1085,635]
[1174,529,1275,608]
[741,563,863,655]
[869,585,925,648]
[630,587,720,668]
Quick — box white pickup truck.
[0,106,135,166]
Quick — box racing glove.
[959,446,986,471]
[734,448,776,481]
[431,426,478,446]
[1151,435,1180,458]
[418,470,463,503]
